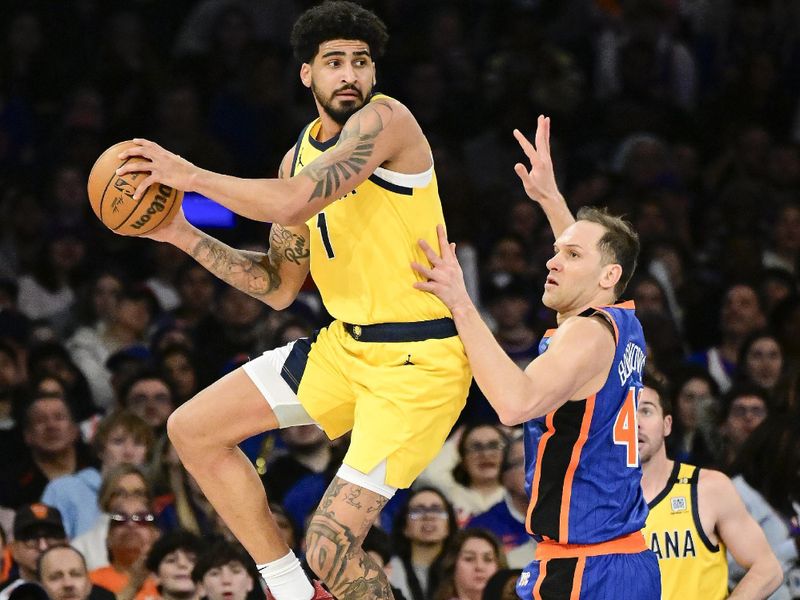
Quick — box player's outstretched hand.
[117,139,198,201]
[412,224,472,313]
[513,115,563,206]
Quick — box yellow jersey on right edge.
[643,462,729,599]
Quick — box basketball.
[87,140,183,236]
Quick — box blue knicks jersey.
[523,301,649,545]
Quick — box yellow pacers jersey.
[643,462,729,600]
[291,93,451,324]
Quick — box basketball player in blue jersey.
[639,373,782,599]
[413,115,661,599]
[114,2,472,599]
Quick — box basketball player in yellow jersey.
[638,374,782,599]
[114,2,471,599]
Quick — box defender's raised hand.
[513,115,575,238]
[117,139,199,201]
[412,224,472,313]
[513,115,563,206]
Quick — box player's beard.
[313,82,369,125]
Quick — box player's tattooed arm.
[301,100,395,203]
[187,223,309,309]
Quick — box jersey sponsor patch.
[519,571,531,587]
[670,496,687,513]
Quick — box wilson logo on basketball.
[130,184,173,230]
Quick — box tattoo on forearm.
[302,101,393,203]
[306,477,393,599]
[188,225,308,300]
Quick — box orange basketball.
[87,140,183,236]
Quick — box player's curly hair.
[291,1,389,64]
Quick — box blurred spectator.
[105,347,153,406]
[763,202,800,275]
[483,279,537,369]
[666,367,721,468]
[191,287,271,379]
[362,527,407,600]
[417,425,507,526]
[729,419,800,597]
[87,495,160,597]
[190,539,256,600]
[267,505,296,554]
[26,342,98,423]
[736,331,786,394]
[145,245,186,314]
[144,530,203,600]
[0,394,94,509]
[37,546,113,600]
[719,384,771,472]
[480,568,521,600]
[169,265,216,332]
[71,464,153,571]
[262,425,334,505]
[156,345,201,406]
[467,431,535,568]
[67,285,159,412]
[431,529,506,600]
[17,228,88,331]
[759,269,797,316]
[389,488,457,600]
[0,504,67,595]
[118,370,176,433]
[689,283,766,393]
[41,411,154,538]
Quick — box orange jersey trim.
[533,558,548,600]
[570,556,587,600]
[526,412,557,533]
[535,531,646,560]
[558,394,596,543]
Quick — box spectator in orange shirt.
[88,495,160,600]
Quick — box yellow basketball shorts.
[243,318,471,489]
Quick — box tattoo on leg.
[306,477,393,599]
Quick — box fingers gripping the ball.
[88,140,183,236]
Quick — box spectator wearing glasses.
[719,384,770,472]
[42,410,154,538]
[71,464,153,571]
[0,504,67,599]
[466,431,536,567]
[388,488,457,600]
[87,492,160,598]
[417,425,507,526]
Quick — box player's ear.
[300,63,312,88]
[599,263,622,291]
[663,414,672,438]
[373,63,377,86]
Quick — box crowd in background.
[0,0,799,598]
